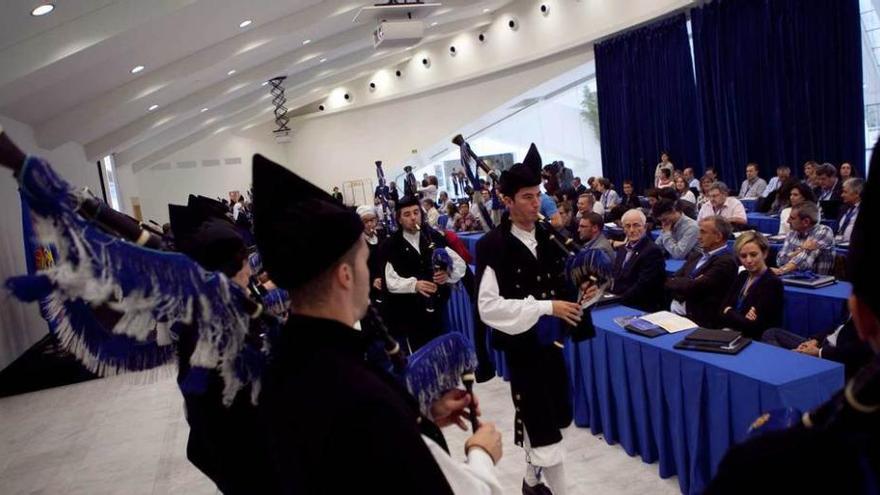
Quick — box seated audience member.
[814,162,842,202]
[657,186,696,219]
[675,176,696,204]
[577,192,604,220]
[839,161,855,181]
[763,317,874,380]
[706,141,880,495]
[572,176,588,196]
[452,201,484,232]
[837,177,863,243]
[719,232,783,339]
[778,182,817,234]
[683,167,700,190]
[437,191,450,212]
[739,162,767,199]
[697,182,747,225]
[644,188,660,210]
[704,167,718,183]
[774,201,835,275]
[595,177,620,211]
[619,180,641,210]
[696,176,714,210]
[539,191,564,229]
[802,160,819,189]
[557,201,575,238]
[610,209,666,312]
[577,212,616,262]
[666,216,738,328]
[653,199,699,260]
[761,165,791,199]
[422,198,440,229]
[657,168,674,189]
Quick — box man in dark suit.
[813,162,843,202]
[762,317,873,379]
[665,216,738,329]
[610,208,667,312]
[572,176,588,197]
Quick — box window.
[102,154,122,211]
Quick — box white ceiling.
[0,0,514,164]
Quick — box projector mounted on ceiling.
[353,1,443,49]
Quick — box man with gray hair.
[609,209,667,311]
[697,181,747,225]
[837,177,863,243]
[773,201,835,275]
[666,216,738,328]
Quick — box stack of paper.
[640,311,698,333]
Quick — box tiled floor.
[0,373,681,494]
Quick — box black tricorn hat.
[168,203,246,278]
[499,143,542,197]
[395,194,420,212]
[252,154,363,290]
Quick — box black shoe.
[522,479,553,495]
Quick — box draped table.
[664,259,850,336]
[567,304,844,494]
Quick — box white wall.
[285,49,593,192]
[0,114,99,370]
[117,121,288,224]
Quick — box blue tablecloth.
[456,232,484,262]
[569,304,844,494]
[438,214,449,229]
[746,212,780,234]
[664,260,850,336]
[740,198,757,212]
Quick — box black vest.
[381,227,451,325]
[476,219,568,350]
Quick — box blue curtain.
[595,14,703,191]
[692,0,865,183]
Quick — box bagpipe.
[451,134,497,232]
[534,213,612,346]
[374,160,397,234]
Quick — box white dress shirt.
[423,436,503,495]
[385,230,466,293]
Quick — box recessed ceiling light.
[227,69,236,76]
[31,4,54,16]
[147,104,159,112]
[130,65,145,74]
[319,58,327,63]
[483,8,490,13]
[303,39,312,45]
[431,22,438,26]
[200,108,208,113]
[239,19,252,28]
[261,81,269,86]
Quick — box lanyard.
[736,270,768,311]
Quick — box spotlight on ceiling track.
[449,46,456,56]
[369,82,377,91]
[508,18,519,30]
[31,4,54,16]
[395,70,403,77]
[319,104,325,111]
[478,33,486,43]
[421,57,431,68]
[540,4,550,16]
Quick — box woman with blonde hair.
[719,231,783,339]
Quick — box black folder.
[674,328,751,354]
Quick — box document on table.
[640,311,698,333]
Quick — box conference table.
[442,291,844,495]
[664,259,850,336]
